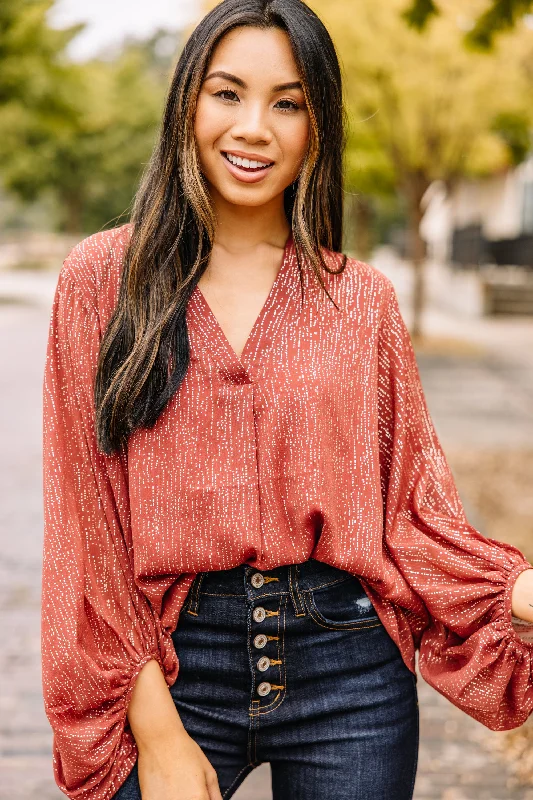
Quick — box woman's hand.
[510,567,533,622]
[137,726,223,800]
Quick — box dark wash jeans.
[113,558,419,799]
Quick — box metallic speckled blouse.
[42,223,533,800]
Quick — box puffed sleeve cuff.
[121,629,179,725]
[418,558,533,732]
[49,632,179,800]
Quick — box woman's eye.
[214,89,239,102]
[212,90,301,112]
[276,99,300,112]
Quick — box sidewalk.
[371,247,533,451]
[1,261,532,799]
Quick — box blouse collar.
[186,231,302,383]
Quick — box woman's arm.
[511,568,533,622]
[127,659,186,749]
[377,279,533,731]
[42,248,223,800]
[126,658,223,800]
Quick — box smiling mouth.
[222,152,275,172]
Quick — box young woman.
[41,1,533,799]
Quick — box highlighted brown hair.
[95,0,348,455]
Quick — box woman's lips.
[220,151,275,184]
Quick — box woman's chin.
[207,176,288,208]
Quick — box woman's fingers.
[205,767,224,800]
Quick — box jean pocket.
[304,575,382,631]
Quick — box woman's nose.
[230,102,272,143]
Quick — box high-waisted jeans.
[113,558,419,799]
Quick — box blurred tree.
[403,0,533,50]
[0,0,82,112]
[312,0,533,338]
[34,32,176,234]
[491,111,532,165]
[0,1,182,234]
[343,120,397,261]
[0,0,82,220]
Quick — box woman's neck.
[209,190,291,252]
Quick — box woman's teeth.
[223,152,273,171]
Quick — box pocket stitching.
[304,590,382,631]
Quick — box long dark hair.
[95,0,348,456]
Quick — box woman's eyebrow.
[203,70,302,92]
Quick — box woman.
[41,1,533,799]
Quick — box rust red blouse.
[42,223,533,800]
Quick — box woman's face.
[194,25,310,209]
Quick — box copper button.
[253,606,266,622]
[251,573,265,588]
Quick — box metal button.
[253,633,268,649]
[251,572,265,588]
[257,656,270,672]
[253,606,266,622]
[257,681,271,696]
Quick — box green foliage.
[309,0,533,258]
[0,0,82,107]
[39,33,175,233]
[315,0,533,192]
[466,0,533,49]
[0,0,83,204]
[401,0,440,30]
[0,1,182,233]
[491,111,532,164]
[404,0,533,49]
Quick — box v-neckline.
[189,230,295,377]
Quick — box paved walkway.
[1,260,533,799]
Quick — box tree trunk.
[404,175,430,341]
[62,190,84,235]
[353,195,373,262]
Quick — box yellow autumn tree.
[311,0,533,337]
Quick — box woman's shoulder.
[58,223,133,316]
[319,245,395,320]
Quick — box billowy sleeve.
[41,261,178,799]
[378,280,533,731]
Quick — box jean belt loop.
[288,563,307,617]
[184,573,206,616]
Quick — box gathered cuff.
[96,639,179,800]
[66,633,178,800]
[418,555,533,731]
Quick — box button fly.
[257,681,271,696]
[251,573,265,588]
[257,655,270,671]
[253,633,268,648]
[253,606,266,622]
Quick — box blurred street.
[1,253,533,799]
